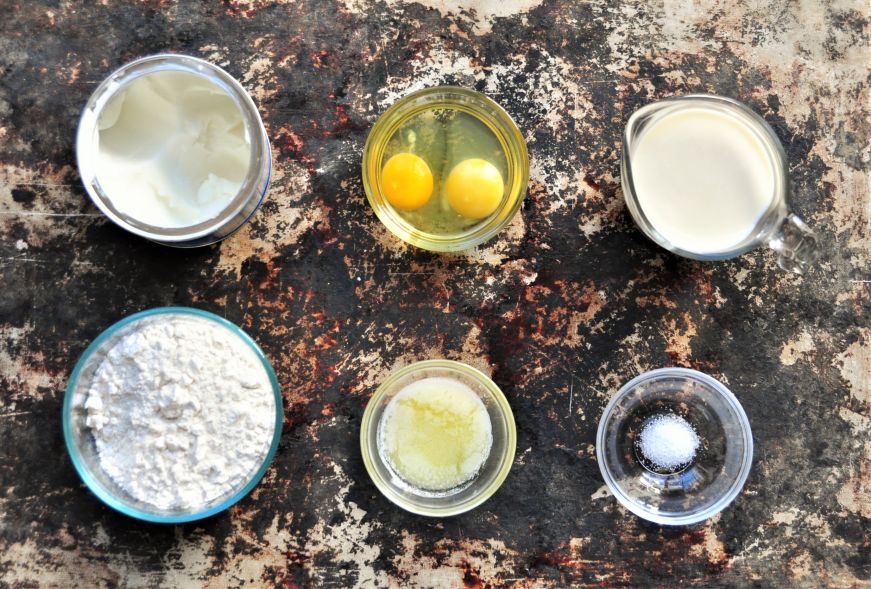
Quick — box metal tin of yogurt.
[76,54,271,248]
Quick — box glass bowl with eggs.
[362,87,529,252]
[360,360,516,516]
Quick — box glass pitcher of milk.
[621,95,819,273]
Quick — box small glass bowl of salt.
[596,368,753,525]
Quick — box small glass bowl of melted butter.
[360,360,516,516]
[362,87,529,252]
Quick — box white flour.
[83,315,276,511]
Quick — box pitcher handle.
[767,213,820,274]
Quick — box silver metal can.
[76,54,271,248]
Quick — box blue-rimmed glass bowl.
[62,307,283,523]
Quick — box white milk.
[629,106,776,254]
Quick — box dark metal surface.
[0,1,868,587]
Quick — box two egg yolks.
[381,153,504,219]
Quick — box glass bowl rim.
[595,367,753,526]
[359,359,517,516]
[62,306,284,523]
[361,85,529,252]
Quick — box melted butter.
[378,377,492,491]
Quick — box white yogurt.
[94,70,251,228]
[629,106,776,254]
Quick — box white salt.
[638,413,700,470]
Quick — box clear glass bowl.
[362,87,529,252]
[62,307,283,523]
[360,360,516,516]
[596,368,753,525]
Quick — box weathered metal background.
[0,1,868,587]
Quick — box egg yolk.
[381,153,434,211]
[445,158,505,219]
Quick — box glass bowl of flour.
[596,368,753,525]
[63,307,282,523]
